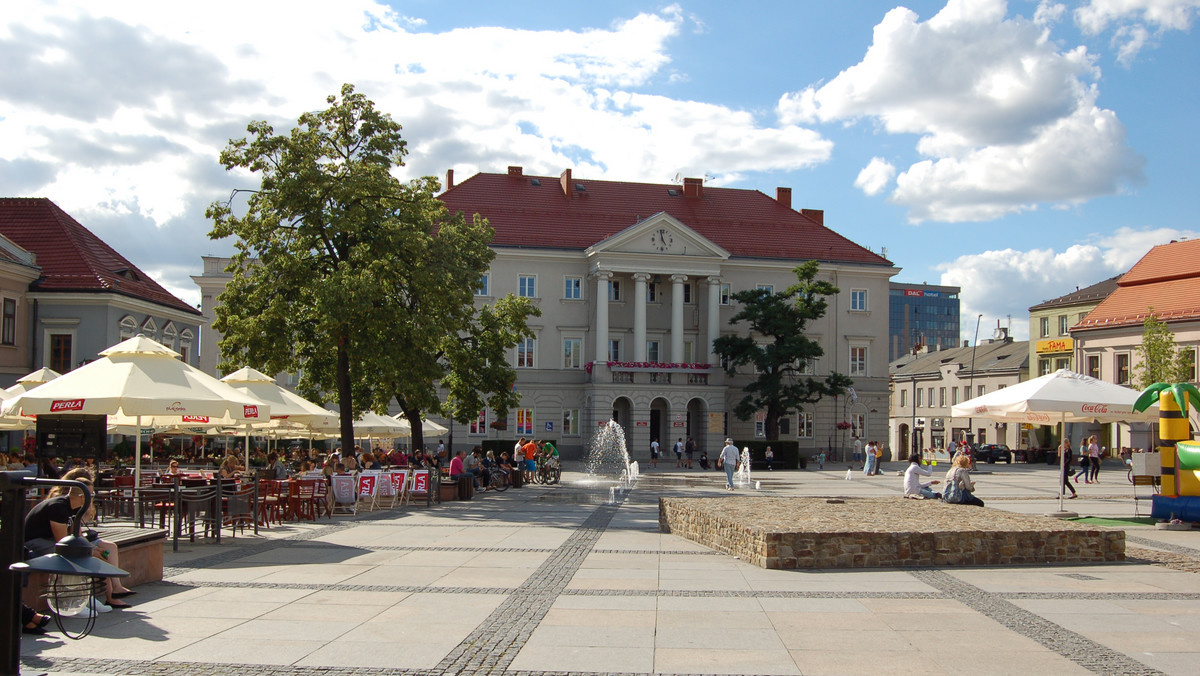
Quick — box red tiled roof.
[0,198,200,316]
[438,171,892,266]
[1074,239,1200,330]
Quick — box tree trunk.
[398,399,425,456]
[336,334,355,458]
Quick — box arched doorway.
[686,397,708,455]
[898,423,910,459]
[612,396,634,448]
[650,397,670,453]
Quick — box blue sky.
[3,0,1199,342]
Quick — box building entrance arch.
[686,397,709,457]
[612,396,634,448]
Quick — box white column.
[670,274,687,362]
[706,276,721,365]
[595,270,612,362]
[632,273,650,362]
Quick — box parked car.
[976,444,1013,464]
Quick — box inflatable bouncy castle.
[1133,382,1200,521]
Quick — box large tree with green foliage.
[713,260,852,440]
[207,84,537,454]
[1134,309,1190,390]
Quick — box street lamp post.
[967,314,983,446]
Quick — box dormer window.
[114,268,140,282]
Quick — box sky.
[3,0,1199,345]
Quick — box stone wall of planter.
[659,497,1125,569]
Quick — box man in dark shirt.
[24,486,85,555]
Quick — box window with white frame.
[938,387,946,408]
[1116,353,1130,385]
[928,387,935,405]
[608,280,621,301]
[797,357,815,375]
[1039,358,1051,376]
[518,275,537,298]
[564,276,582,300]
[1058,315,1068,335]
[1055,357,1070,371]
[646,340,660,363]
[799,411,814,438]
[951,388,959,405]
[1039,316,1049,338]
[849,345,867,376]
[161,322,178,350]
[516,408,534,436]
[179,329,194,364]
[852,412,866,438]
[963,386,970,401]
[683,341,694,363]
[563,338,582,369]
[563,408,580,436]
[850,289,867,311]
[1181,347,1197,382]
[49,333,73,373]
[1086,354,1100,379]
[757,284,774,294]
[755,412,766,438]
[915,388,924,407]
[646,282,658,302]
[608,339,620,361]
[719,283,731,305]
[469,409,487,435]
[475,273,490,296]
[1,298,14,346]
[900,389,908,407]
[977,385,985,397]
[517,337,536,368]
[118,315,137,341]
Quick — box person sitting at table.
[218,455,241,480]
[390,448,408,467]
[362,452,382,471]
[267,452,287,479]
[298,459,313,474]
[342,453,359,472]
[165,460,183,476]
[448,449,469,484]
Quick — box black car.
[976,444,1012,464]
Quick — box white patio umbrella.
[1,335,270,485]
[221,366,339,465]
[312,410,407,441]
[0,367,63,428]
[950,369,1157,514]
[393,415,449,437]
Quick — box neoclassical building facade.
[440,168,897,458]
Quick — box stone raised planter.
[659,497,1124,569]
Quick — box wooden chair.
[312,478,330,518]
[288,480,317,522]
[257,480,282,526]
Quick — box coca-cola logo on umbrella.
[1081,403,1110,414]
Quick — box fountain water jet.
[736,446,752,487]
[581,419,638,489]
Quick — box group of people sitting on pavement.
[903,450,985,507]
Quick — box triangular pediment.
[585,213,730,259]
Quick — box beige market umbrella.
[951,369,1157,515]
[0,367,63,428]
[221,366,339,465]
[2,335,270,485]
[393,415,449,437]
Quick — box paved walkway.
[21,461,1200,675]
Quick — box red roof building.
[0,198,203,376]
[434,168,898,457]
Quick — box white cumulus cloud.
[777,0,1144,224]
[854,157,896,196]
[935,226,1200,342]
[1076,0,1200,64]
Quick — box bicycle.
[486,466,510,491]
[536,457,561,485]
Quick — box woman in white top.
[903,452,940,499]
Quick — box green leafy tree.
[713,260,852,440]
[1134,309,1189,390]
[207,84,536,454]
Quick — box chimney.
[560,168,572,197]
[445,169,454,190]
[801,208,824,225]
[776,187,792,209]
[507,166,523,177]
[682,177,703,198]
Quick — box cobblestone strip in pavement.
[431,499,625,674]
[1127,535,1200,556]
[910,569,1165,676]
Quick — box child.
[817,451,826,470]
